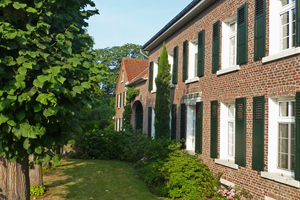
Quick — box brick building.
[114,58,148,132]
[141,0,300,199]
[116,0,300,199]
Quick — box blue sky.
[86,0,192,49]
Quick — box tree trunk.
[29,154,43,187]
[0,153,30,200]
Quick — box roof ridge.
[129,66,148,83]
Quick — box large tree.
[154,43,171,139]
[0,0,104,199]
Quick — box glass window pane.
[278,153,288,169]
[279,124,288,137]
[291,123,295,138]
[194,53,198,76]
[230,22,236,33]
[228,104,235,117]
[291,102,295,116]
[279,102,288,116]
[291,155,295,171]
[281,12,289,25]
[279,138,288,153]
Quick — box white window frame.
[151,108,155,138]
[268,96,295,176]
[116,118,120,131]
[186,104,196,153]
[264,0,300,63]
[218,14,240,76]
[215,102,238,169]
[124,92,126,106]
[220,102,236,160]
[262,96,300,187]
[168,52,174,87]
[118,94,121,108]
[121,70,125,82]
[186,37,199,83]
[151,61,158,93]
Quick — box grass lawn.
[30,158,158,200]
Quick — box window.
[269,0,296,55]
[152,61,158,92]
[116,118,120,131]
[151,108,155,138]
[118,93,121,108]
[186,105,196,153]
[187,37,199,82]
[221,14,238,70]
[268,97,295,176]
[220,102,236,161]
[121,70,125,82]
[168,52,174,86]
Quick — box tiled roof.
[123,58,148,83]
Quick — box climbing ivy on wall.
[122,86,140,132]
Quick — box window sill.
[151,90,156,94]
[217,65,240,76]
[215,159,239,170]
[262,47,300,64]
[121,81,124,83]
[185,77,199,84]
[220,178,235,187]
[261,171,300,188]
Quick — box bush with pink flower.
[214,185,253,200]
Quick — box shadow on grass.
[42,158,157,200]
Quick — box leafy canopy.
[0,0,105,163]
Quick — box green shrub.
[123,131,150,163]
[161,150,218,200]
[30,186,46,196]
[135,139,182,194]
[68,130,129,160]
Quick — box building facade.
[138,0,300,199]
[114,58,148,132]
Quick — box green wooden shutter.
[252,96,265,171]
[148,107,152,138]
[172,46,178,84]
[148,62,153,91]
[211,101,218,158]
[116,94,119,108]
[212,21,220,73]
[235,97,246,166]
[120,93,122,107]
[180,103,186,149]
[254,0,266,59]
[296,0,300,46]
[196,102,203,154]
[171,104,177,140]
[197,30,205,77]
[237,3,248,65]
[182,40,188,81]
[295,92,300,181]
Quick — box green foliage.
[154,43,171,139]
[160,150,218,199]
[123,86,140,132]
[67,130,129,160]
[134,139,182,193]
[30,186,46,196]
[135,138,219,199]
[123,131,150,163]
[0,0,104,162]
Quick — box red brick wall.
[141,0,300,199]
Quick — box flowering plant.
[215,185,253,200]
